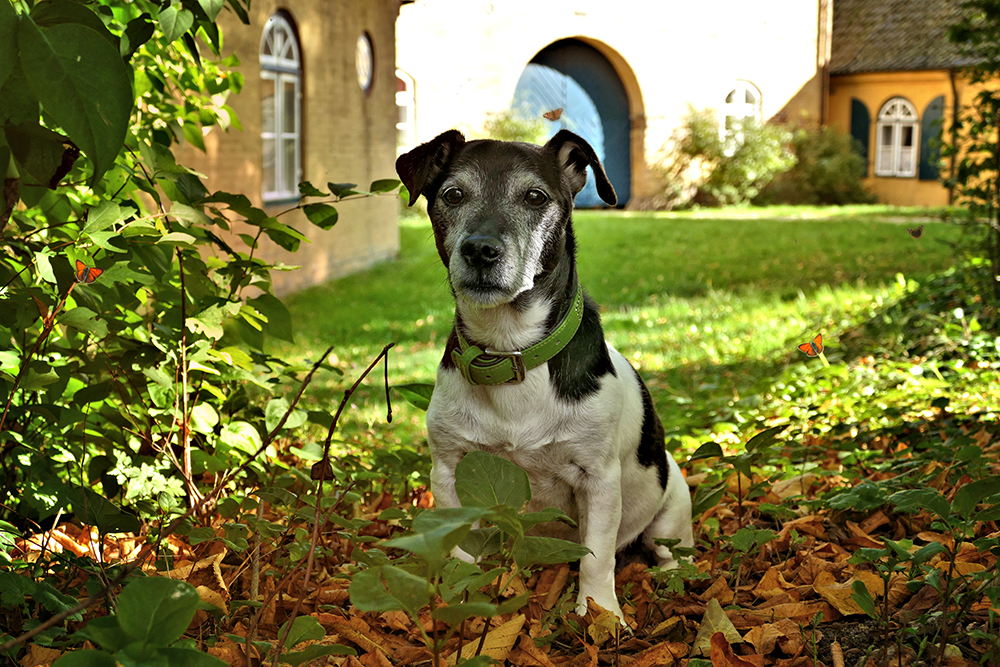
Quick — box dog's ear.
[545,130,617,206]
[395,130,466,206]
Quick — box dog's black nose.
[460,235,502,268]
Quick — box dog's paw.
[575,595,629,629]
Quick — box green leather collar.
[451,285,585,385]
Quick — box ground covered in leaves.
[11,410,1000,667]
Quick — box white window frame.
[395,68,416,156]
[260,14,302,202]
[720,80,762,153]
[875,97,919,178]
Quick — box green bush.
[651,106,796,208]
[755,125,875,205]
[479,108,546,144]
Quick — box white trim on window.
[261,14,301,202]
[875,97,918,178]
[395,69,416,156]
[721,80,761,153]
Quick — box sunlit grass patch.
[278,206,978,466]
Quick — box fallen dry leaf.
[693,597,743,656]
[446,614,525,666]
[710,631,764,667]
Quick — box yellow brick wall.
[396,0,825,202]
[828,70,973,207]
[177,0,402,295]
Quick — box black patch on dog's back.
[633,368,668,489]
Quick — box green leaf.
[890,488,950,521]
[158,4,194,43]
[519,507,574,531]
[349,565,430,617]
[850,580,878,619]
[455,451,531,510]
[692,483,725,517]
[52,650,119,667]
[459,527,503,559]
[196,0,225,21]
[392,383,435,411]
[31,0,117,48]
[369,178,401,193]
[3,122,75,187]
[59,307,108,338]
[0,0,16,91]
[278,644,356,667]
[265,397,307,433]
[327,182,358,197]
[298,180,328,197]
[83,200,124,234]
[303,203,339,229]
[279,615,325,649]
[121,15,155,60]
[385,507,489,570]
[220,421,262,455]
[157,647,229,667]
[952,476,1000,519]
[432,602,498,625]
[744,424,787,452]
[63,485,141,534]
[688,442,723,462]
[117,577,200,646]
[70,616,129,653]
[511,535,590,567]
[912,541,949,565]
[18,19,132,184]
[248,293,294,342]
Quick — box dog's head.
[396,130,617,308]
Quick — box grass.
[277,205,972,465]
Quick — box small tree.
[946,0,1000,302]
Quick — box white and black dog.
[396,129,694,622]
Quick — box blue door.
[512,39,631,207]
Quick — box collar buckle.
[484,349,526,384]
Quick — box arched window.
[721,81,761,151]
[875,97,918,178]
[260,13,301,202]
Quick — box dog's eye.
[442,187,464,205]
[524,189,547,206]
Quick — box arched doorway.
[512,39,631,207]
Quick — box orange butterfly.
[907,225,923,239]
[542,108,563,121]
[797,333,823,357]
[75,259,103,284]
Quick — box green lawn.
[277,206,969,463]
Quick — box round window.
[356,33,374,93]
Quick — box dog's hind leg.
[642,457,694,568]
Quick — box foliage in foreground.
[946,0,1000,304]
[0,0,399,662]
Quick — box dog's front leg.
[574,461,625,622]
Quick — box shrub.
[479,108,546,144]
[756,125,875,205]
[650,106,796,208]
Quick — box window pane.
[726,89,736,103]
[262,77,276,136]
[745,89,754,104]
[899,148,914,174]
[880,124,894,146]
[283,80,296,133]
[901,125,914,147]
[282,139,297,193]
[263,137,276,194]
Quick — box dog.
[396,129,694,623]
